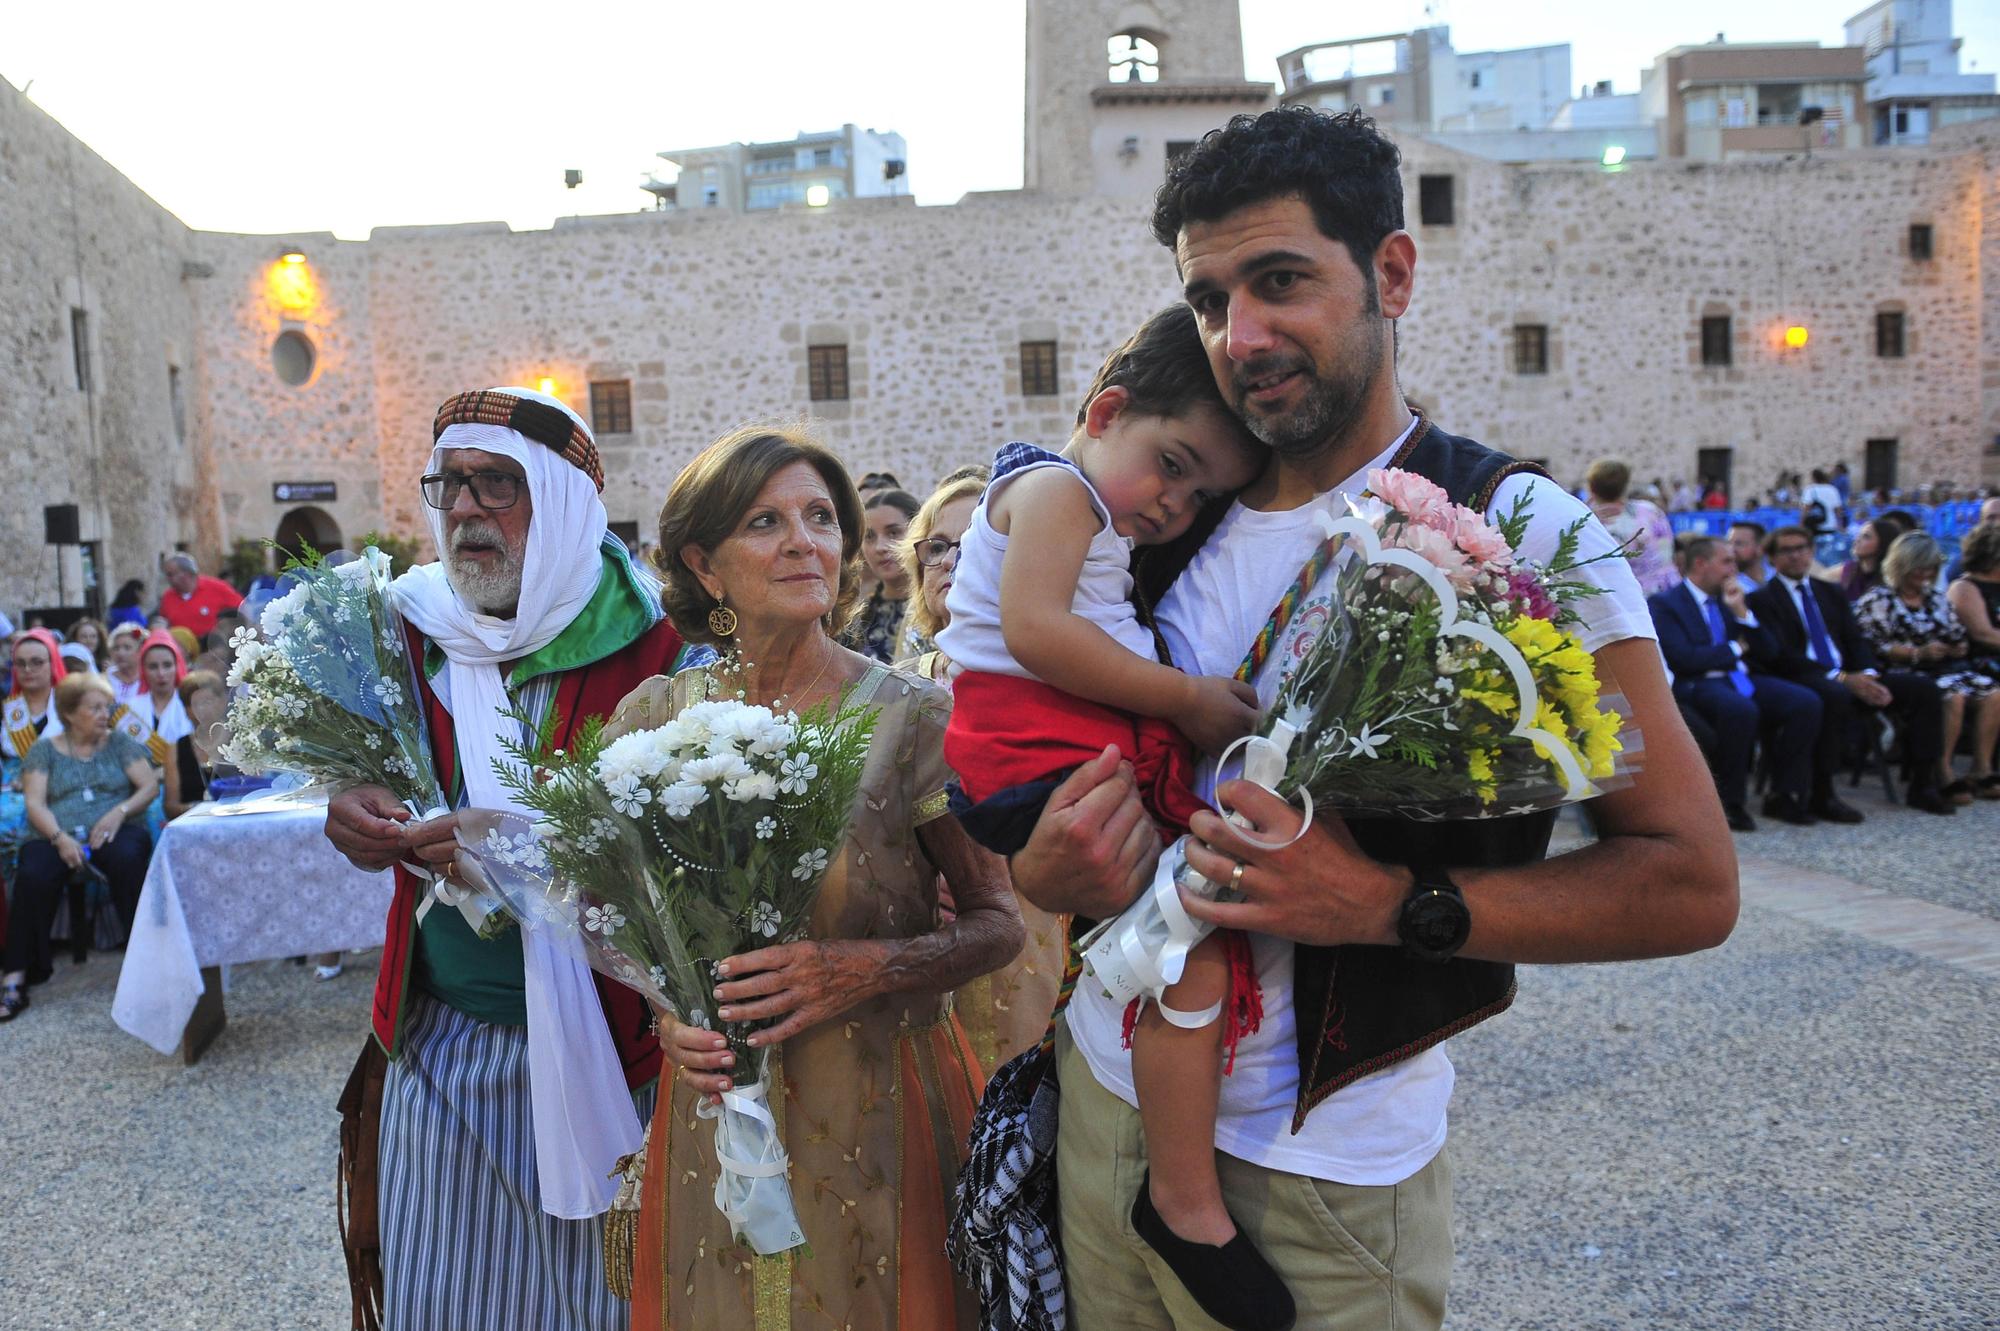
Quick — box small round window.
[272,330,317,386]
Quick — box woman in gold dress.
[893,471,1069,1077]
[619,426,1023,1330]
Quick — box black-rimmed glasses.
[914,537,963,568]
[421,471,523,511]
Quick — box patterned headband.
[432,389,604,491]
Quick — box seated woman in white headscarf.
[104,623,148,705]
[319,386,705,1331]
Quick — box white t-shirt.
[1067,420,1657,1185]
[936,450,1156,676]
[1800,483,1842,528]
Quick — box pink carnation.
[1450,505,1515,568]
[1507,568,1559,620]
[1368,468,1453,529]
[1395,520,1477,591]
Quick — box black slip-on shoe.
[1131,1170,1295,1331]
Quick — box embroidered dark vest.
[369,616,686,1090]
[1134,415,1556,1132]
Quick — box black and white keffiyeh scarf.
[948,1040,1070,1331]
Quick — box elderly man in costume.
[324,387,697,1331]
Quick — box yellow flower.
[1575,699,1625,779]
[1527,700,1584,777]
[1467,747,1499,800]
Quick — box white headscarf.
[391,386,643,1219]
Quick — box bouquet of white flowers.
[221,546,445,818]
[454,688,878,1257]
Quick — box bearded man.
[324,387,699,1330]
[1010,109,1738,1330]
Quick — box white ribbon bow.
[695,1075,807,1255]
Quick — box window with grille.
[589,380,632,435]
[1875,311,1905,359]
[1907,224,1933,261]
[169,364,187,444]
[1512,324,1548,375]
[71,308,91,391]
[808,345,850,401]
[1700,315,1732,367]
[1697,447,1734,497]
[1864,439,1898,492]
[1418,175,1454,226]
[1020,341,1059,397]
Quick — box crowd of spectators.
[0,553,263,1021]
[1630,459,2000,830]
[5,462,1997,1022]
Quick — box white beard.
[447,523,525,615]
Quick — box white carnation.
[681,754,752,787]
[660,782,707,817]
[723,772,779,803]
[260,586,309,637]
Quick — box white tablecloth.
[113,790,394,1054]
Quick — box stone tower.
[1024,0,1273,198]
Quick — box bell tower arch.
[1024,0,1272,197]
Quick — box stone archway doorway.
[274,505,344,562]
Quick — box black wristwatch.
[1398,866,1470,963]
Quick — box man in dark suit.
[1650,535,1822,830]
[1748,524,1954,816]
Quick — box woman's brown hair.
[655,425,866,646]
[178,669,226,706]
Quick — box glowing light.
[1601,145,1627,167]
[537,376,558,397]
[267,255,317,313]
[1784,325,1810,349]
[805,184,831,207]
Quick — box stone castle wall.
[188,130,1994,558]
[1395,134,1992,494]
[5,70,1995,619]
[0,79,212,618]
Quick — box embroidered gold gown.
[614,664,984,1330]
[897,649,1068,1077]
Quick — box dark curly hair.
[1152,106,1404,281]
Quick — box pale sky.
[7,0,1994,239]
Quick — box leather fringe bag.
[336,1038,389,1331]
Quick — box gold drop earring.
[707,598,738,638]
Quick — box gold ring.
[1229,860,1246,889]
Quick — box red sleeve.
[205,577,244,611]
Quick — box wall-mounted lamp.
[269,247,316,313]
[537,376,559,398]
[805,184,831,207]
[1783,324,1810,349]
[1600,145,1627,167]
[1119,135,1141,163]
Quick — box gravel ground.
[1,811,1994,1330]
[1716,772,2000,922]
